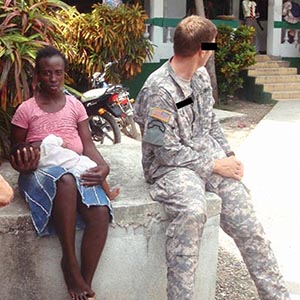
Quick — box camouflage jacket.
[134,60,232,185]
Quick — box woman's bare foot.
[61,258,95,300]
[108,187,120,200]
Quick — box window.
[186,0,233,19]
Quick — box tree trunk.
[205,55,219,105]
[194,0,219,105]
[194,0,204,16]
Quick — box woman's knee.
[57,174,76,190]
[54,175,77,205]
[82,205,110,227]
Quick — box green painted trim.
[282,57,300,73]
[124,60,167,99]
[146,18,180,27]
[146,18,238,28]
[274,21,300,29]
[239,70,278,104]
[212,19,238,27]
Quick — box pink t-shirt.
[11,95,88,154]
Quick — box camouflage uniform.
[134,61,290,300]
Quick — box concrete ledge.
[0,142,221,300]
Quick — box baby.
[10,134,119,200]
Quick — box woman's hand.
[78,119,111,186]
[80,163,110,187]
[10,146,40,174]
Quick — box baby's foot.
[108,187,120,200]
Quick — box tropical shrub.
[215,24,256,101]
[0,0,70,109]
[57,3,153,89]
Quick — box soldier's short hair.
[173,15,217,57]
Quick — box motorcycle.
[64,61,138,144]
[64,83,122,145]
[80,85,123,145]
[89,62,139,140]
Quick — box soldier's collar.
[167,59,193,99]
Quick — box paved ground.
[220,100,300,300]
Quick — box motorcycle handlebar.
[92,60,119,82]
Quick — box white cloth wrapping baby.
[38,134,96,177]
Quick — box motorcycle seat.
[81,88,108,103]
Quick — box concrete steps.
[255,75,300,84]
[248,67,297,76]
[242,55,300,103]
[272,90,300,99]
[263,82,300,92]
[248,61,290,68]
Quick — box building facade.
[63,0,300,60]
[143,0,300,62]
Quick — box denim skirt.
[18,166,113,236]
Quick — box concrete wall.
[0,142,221,300]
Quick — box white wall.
[164,0,186,18]
[163,0,186,43]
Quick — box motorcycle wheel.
[89,112,121,145]
[120,115,140,140]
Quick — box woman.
[10,46,112,300]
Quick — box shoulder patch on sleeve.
[150,107,172,123]
[143,119,166,146]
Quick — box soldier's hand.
[213,156,244,180]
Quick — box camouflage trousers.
[150,168,290,300]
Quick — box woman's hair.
[35,46,68,73]
[173,15,217,57]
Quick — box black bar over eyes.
[201,42,218,51]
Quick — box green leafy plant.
[0,0,70,109]
[215,24,256,101]
[57,3,153,89]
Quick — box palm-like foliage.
[0,0,70,110]
[57,3,153,86]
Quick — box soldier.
[133,15,291,300]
